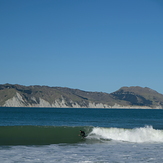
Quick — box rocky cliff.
[0,84,163,109]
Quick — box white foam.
[88,126,163,143]
[1,141,163,163]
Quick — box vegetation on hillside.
[0,84,163,108]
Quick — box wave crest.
[1,125,163,145]
[88,126,163,143]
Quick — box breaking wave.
[88,126,163,143]
[1,125,163,145]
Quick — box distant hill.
[0,84,163,109]
[111,86,163,108]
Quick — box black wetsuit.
[80,131,86,138]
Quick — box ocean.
[1,107,163,163]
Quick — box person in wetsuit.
[79,130,86,138]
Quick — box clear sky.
[1,0,163,94]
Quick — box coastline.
[1,84,163,109]
[1,105,162,109]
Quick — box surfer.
[79,130,86,138]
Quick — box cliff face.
[0,84,163,109]
[3,92,111,108]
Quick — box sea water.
[0,107,163,162]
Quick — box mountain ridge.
[0,84,163,109]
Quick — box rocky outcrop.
[4,92,26,107]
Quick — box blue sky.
[1,0,163,94]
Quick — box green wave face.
[2,125,162,145]
[0,126,92,145]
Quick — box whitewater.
[1,107,163,162]
[88,126,163,143]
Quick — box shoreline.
[0,106,162,109]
